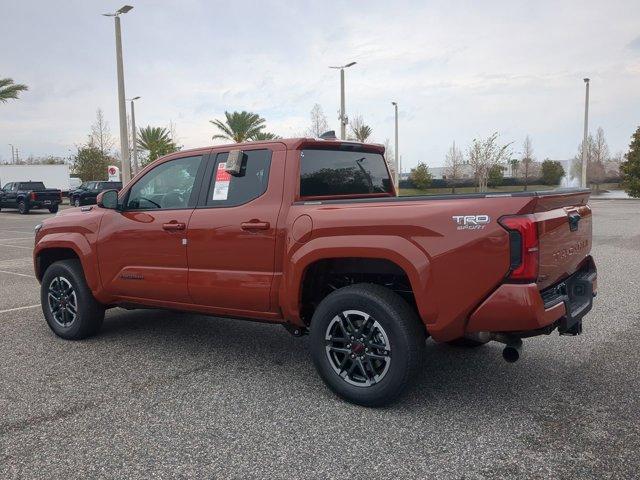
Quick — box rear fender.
[281,235,432,325]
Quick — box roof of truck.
[174,137,386,156]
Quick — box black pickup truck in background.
[0,182,62,214]
[70,181,123,207]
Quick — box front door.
[187,146,284,315]
[97,154,206,304]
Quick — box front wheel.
[41,259,105,339]
[74,198,81,207]
[309,284,425,407]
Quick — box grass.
[399,184,556,196]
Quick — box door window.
[126,155,203,210]
[205,149,271,207]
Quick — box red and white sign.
[108,165,120,181]
[212,162,231,200]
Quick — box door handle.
[241,221,270,231]
[162,222,186,231]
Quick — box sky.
[1,0,639,170]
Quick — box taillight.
[30,191,36,201]
[499,215,539,282]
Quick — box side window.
[126,155,203,210]
[12,183,19,191]
[205,149,271,207]
[2,183,12,191]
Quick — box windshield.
[300,150,392,197]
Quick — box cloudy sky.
[1,0,639,170]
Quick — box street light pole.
[392,102,399,193]
[104,5,134,184]
[581,78,590,189]
[329,62,356,140]
[128,96,140,175]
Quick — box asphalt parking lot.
[1,200,639,479]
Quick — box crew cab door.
[186,145,285,315]
[97,154,206,303]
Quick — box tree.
[571,127,609,191]
[349,115,372,142]
[468,132,511,192]
[541,159,565,185]
[410,162,433,190]
[251,131,280,140]
[521,135,534,191]
[306,104,329,137]
[487,164,505,188]
[508,158,520,178]
[137,126,179,166]
[444,141,464,193]
[72,145,108,182]
[621,127,640,197]
[89,109,115,160]
[0,77,28,103]
[210,111,266,143]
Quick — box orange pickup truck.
[34,137,596,406]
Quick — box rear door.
[186,145,285,314]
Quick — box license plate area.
[44,200,51,205]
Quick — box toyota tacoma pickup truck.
[33,137,597,406]
[1,181,62,214]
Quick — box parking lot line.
[0,237,35,241]
[0,269,36,278]
[0,304,40,314]
[0,243,32,250]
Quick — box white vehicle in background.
[0,164,72,196]
[69,177,82,191]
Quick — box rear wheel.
[41,259,105,339]
[48,205,59,214]
[309,284,425,407]
[74,197,81,207]
[18,201,29,215]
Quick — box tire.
[41,259,105,340]
[48,205,59,214]
[18,201,29,215]
[74,198,81,207]
[309,283,425,407]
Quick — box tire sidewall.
[310,287,415,406]
[41,261,95,339]
[18,201,28,214]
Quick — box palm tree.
[137,126,179,165]
[349,115,372,142]
[0,78,28,103]
[251,131,280,141]
[210,111,266,143]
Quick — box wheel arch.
[281,235,433,326]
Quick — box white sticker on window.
[212,162,231,200]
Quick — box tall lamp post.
[391,102,399,193]
[329,62,357,140]
[581,78,590,189]
[128,96,141,175]
[103,5,134,184]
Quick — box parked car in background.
[70,181,123,207]
[0,181,62,214]
[0,165,72,196]
[33,138,596,406]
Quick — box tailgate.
[34,190,61,202]
[532,190,592,290]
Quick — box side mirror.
[97,189,119,210]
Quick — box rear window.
[300,150,392,197]
[19,182,46,190]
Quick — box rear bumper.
[466,256,597,336]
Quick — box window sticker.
[212,162,231,200]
